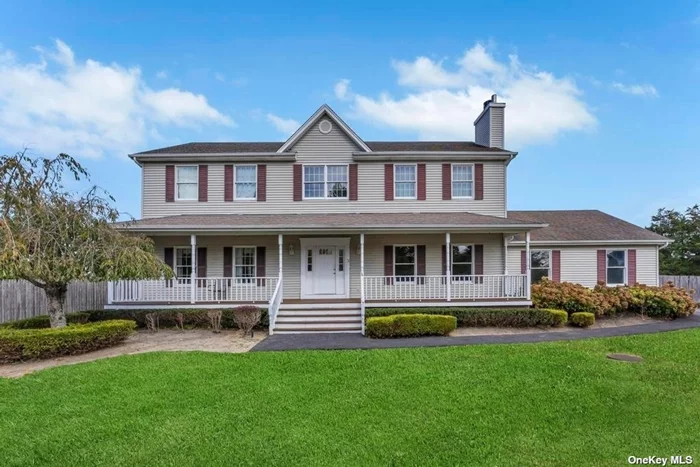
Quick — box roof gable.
[278,104,371,153]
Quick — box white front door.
[300,238,350,298]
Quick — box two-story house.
[109,96,669,334]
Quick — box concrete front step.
[274,329,363,334]
[276,316,362,324]
[274,322,362,332]
[277,309,361,317]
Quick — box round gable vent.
[319,119,333,134]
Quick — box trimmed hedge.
[366,314,456,338]
[87,308,268,330]
[0,320,136,363]
[0,312,91,330]
[544,309,568,327]
[570,312,595,328]
[365,307,563,328]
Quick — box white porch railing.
[110,277,279,303]
[363,274,528,301]
[267,278,283,335]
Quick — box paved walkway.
[251,312,700,351]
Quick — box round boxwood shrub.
[0,320,136,363]
[544,309,568,327]
[570,312,595,328]
[366,314,456,338]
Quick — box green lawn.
[1,331,700,466]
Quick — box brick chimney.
[474,94,506,148]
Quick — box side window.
[530,250,551,284]
[606,250,626,285]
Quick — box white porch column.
[446,232,451,302]
[503,234,509,275]
[525,231,531,300]
[360,234,365,303]
[190,234,197,304]
[278,233,283,283]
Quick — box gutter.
[129,152,297,165]
[509,239,673,246]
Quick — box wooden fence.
[660,275,700,302]
[0,280,107,324]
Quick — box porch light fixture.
[288,244,295,256]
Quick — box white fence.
[0,280,107,324]
[660,275,700,302]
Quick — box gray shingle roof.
[508,210,668,243]
[131,141,506,156]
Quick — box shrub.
[570,312,595,328]
[366,314,456,338]
[544,309,568,327]
[232,306,262,336]
[0,320,136,363]
[87,308,269,329]
[628,283,696,319]
[532,279,602,315]
[365,307,559,328]
[0,312,91,330]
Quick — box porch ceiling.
[117,212,547,235]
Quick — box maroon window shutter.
[417,164,426,201]
[164,247,174,287]
[349,164,358,201]
[224,165,233,202]
[475,245,484,275]
[475,163,484,200]
[521,250,526,274]
[196,247,207,287]
[293,164,302,201]
[628,249,637,285]
[198,165,208,202]
[257,164,267,202]
[442,164,452,200]
[223,247,233,278]
[417,245,426,284]
[597,250,606,284]
[256,246,266,287]
[165,165,175,202]
[552,250,561,283]
[384,245,393,285]
[384,164,394,201]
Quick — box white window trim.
[451,163,475,199]
[606,249,628,286]
[302,164,350,200]
[233,165,257,201]
[530,249,552,283]
[393,244,417,281]
[394,164,417,200]
[174,246,193,280]
[451,243,475,281]
[175,165,198,201]
[233,245,257,286]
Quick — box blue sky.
[1,0,698,224]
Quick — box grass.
[1,331,700,466]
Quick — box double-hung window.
[234,165,257,200]
[175,247,193,281]
[303,165,348,199]
[530,250,551,284]
[452,164,474,198]
[606,250,626,285]
[176,166,198,200]
[394,165,416,199]
[234,247,256,284]
[452,245,473,280]
[394,245,416,283]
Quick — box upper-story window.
[176,166,198,200]
[394,164,416,199]
[304,165,348,199]
[452,164,474,198]
[607,250,626,285]
[235,165,257,200]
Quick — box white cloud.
[214,72,225,82]
[346,43,597,147]
[156,70,168,79]
[0,40,234,158]
[612,82,658,97]
[266,113,299,136]
[334,78,351,100]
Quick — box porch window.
[452,164,474,198]
[452,245,473,280]
[234,165,257,200]
[234,247,256,284]
[175,247,193,280]
[176,166,198,200]
[394,165,416,199]
[531,250,551,284]
[607,250,626,285]
[303,165,348,199]
[394,245,416,282]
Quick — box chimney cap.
[483,94,498,109]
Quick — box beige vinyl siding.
[507,245,659,287]
[141,161,506,218]
[490,107,504,148]
[152,233,506,300]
